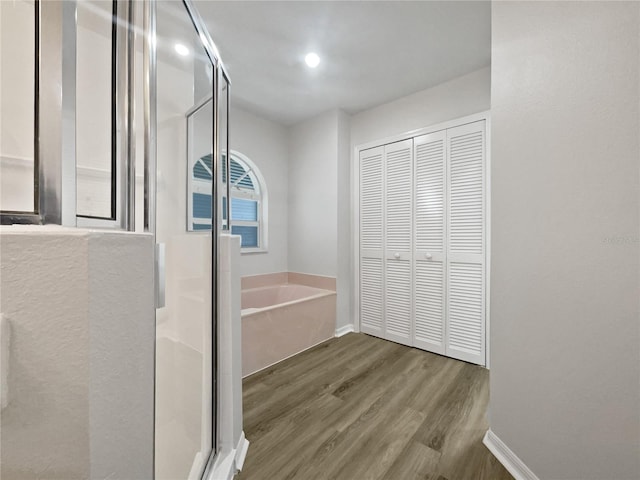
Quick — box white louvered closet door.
[446,121,486,365]
[359,146,385,336]
[384,139,413,346]
[413,131,446,355]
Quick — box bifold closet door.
[446,121,486,365]
[359,146,385,337]
[413,131,446,355]
[384,139,413,346]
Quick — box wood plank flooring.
[238,333,513,480]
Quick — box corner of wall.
[219,234,244,453]
[87,231,155,479]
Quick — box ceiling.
[194,1,491,126]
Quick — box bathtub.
[241,284,336,377]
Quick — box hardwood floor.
[238,333,513,480]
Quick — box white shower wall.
[0,226,155,480]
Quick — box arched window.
[189,150,267,252]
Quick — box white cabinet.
[358,118,487,366]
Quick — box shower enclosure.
[0,0,230,478]
[153,1,230,477]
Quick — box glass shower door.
[154,2,216,478]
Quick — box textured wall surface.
[229,106,289,277]
[336,111,352,330]
[350,67,490,148]
[0,226,155,480]
[490,2,640,479]
[288,111,339,278]
[219,234,244,452]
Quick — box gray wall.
[336,111,352,330]
[229,105,289,277]
[490,2,640,479]
[350,67,490,148]
[288,110,339,277]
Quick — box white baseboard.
[234,432,250,471]
[483,429,539,480]
[335,324,354,337]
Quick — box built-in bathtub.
[241,283,336,377]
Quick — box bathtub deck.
[239,333,513,480]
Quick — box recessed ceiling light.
[174,43,189,56]
[305,52,320,68]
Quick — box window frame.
[224,151,267,253]
[0,0,138,229]
[189,149,267,254]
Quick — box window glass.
[0,0,36,213]
[194,154,213,180]
[231,225,259,248]
[231,198,258,222]
[189,150,264,250]
[193,193,213,219]
[76,0,115,219]
[187,100,214,233]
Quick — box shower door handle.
[155,243,166,308]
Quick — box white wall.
[230,105,289,277]
[350,67,490,148]
[218,234,244,453]
[0,227,155,480]
[336,111,352,330]
[234,106,352,328]
[288,110,340,278]
[490,2,640,479]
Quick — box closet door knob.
[425,253,433,260]
[394,252,401,259]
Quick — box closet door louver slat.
[384,139,413,346]
[385,260,412,339]
[413,131,446,355]
[446,121,485,365]
[361,258,383,332]
[414,260,445,352]
[359,146,384,334]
